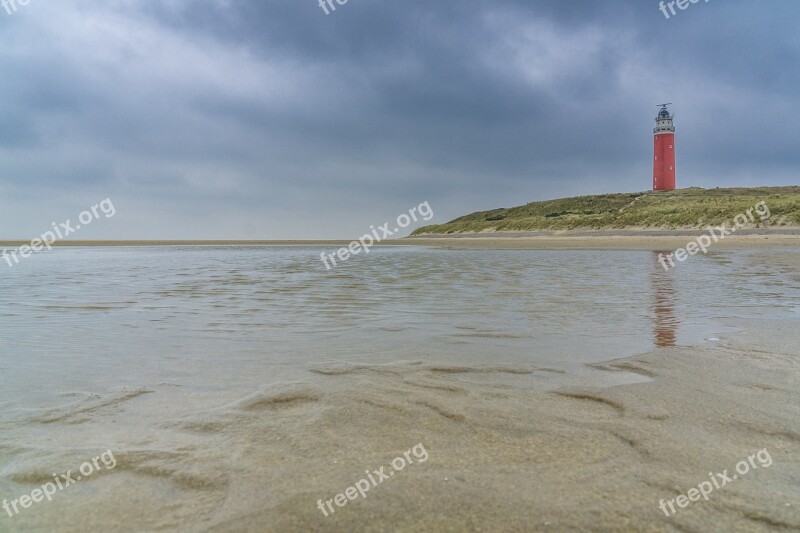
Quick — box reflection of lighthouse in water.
[650,251,679,347]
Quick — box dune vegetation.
[412,187,800,235]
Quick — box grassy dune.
[412,187,800,235]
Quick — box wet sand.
[2,249,798,532]
[2,226,800,251]
[405,228,800,250]
[7,319,798,532]
[247,325,800,532]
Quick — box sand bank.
[405,228,800,250]
[203,321,800,532]
[3,229,800,251]
[3,248,798,532]
[6,320,798,532]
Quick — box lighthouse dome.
[658,107,671,119]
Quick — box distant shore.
[404,228,800,249]
[3,228,800,251]
[0,240,357,247]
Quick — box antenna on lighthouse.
[657,103,673,119]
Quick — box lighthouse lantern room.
[653,104,676,191]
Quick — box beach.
[407,227,800,249]
[200,318,800,532]
[3,0,799,530]
[0,244,798,531]
[4,228,800,251]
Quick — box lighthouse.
[653,104,676,191]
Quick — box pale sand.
[4,247,799,532]
[405,234,800,250]
[23,326,797,530]
[2,230,800,251]
[406,226,798,247]
[110,319,796,532]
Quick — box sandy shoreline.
[2,247,798,532]
[406,227,800,248]
[405,234,800,250]
[249,320,800,532]
[10,318,797,532]
[2,229,800,251]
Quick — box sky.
[1,0,798,239]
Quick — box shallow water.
[0,246,798,529]
[1,246,797,402]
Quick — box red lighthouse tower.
[653,104,676,191]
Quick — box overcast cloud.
[1,0,798,239]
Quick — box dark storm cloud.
[0,0,798,238]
